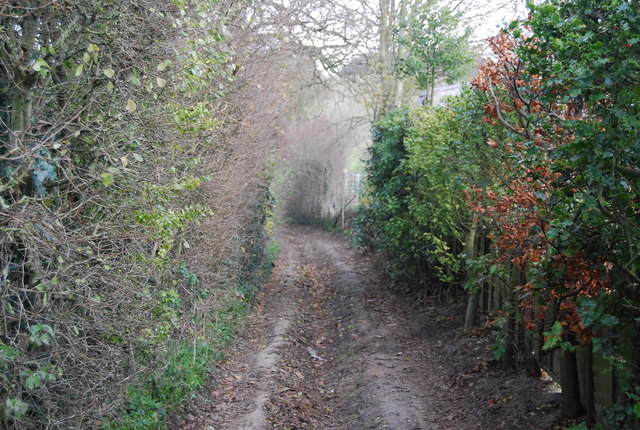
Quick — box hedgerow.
[0,1,295,428]
[354,0,640,426]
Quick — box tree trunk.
[585,342,595,424]
[10,14,38,149]
[393,0,408,108]
[463,222,478,330]
[501,264,520,370]
[560,339,584,418]
[378,0,393,119]
[625,331,640,428]
[501,313,515,370]
[429,57,436,106]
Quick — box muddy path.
[178,225,563,430]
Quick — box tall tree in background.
[295,0,485,120]
[394,1,475,106]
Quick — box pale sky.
[469,0,528,40]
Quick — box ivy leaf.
[0,345,18,362]
[157,60,172,71]
[101,172,114,186]
[32,58,49,72]
[25,373,42,390]
[33,59,50,77]
[103,68,115,78]
[6,398,28,418]
[126,99,137,113]
[130,74,141,86]
[29,324,54,346]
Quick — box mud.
[177,225,564,430]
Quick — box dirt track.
[178,225,563,430]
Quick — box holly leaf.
[543,321,563,350]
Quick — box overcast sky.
[467,0,528,41]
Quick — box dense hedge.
[0,1,293,428]
[355,0,640,426]
[354,90,500,293]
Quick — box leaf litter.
[175,225,568,430]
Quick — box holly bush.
[357,0,640,425]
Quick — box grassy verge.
[108,239,279,429]
[110,294,252,429]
